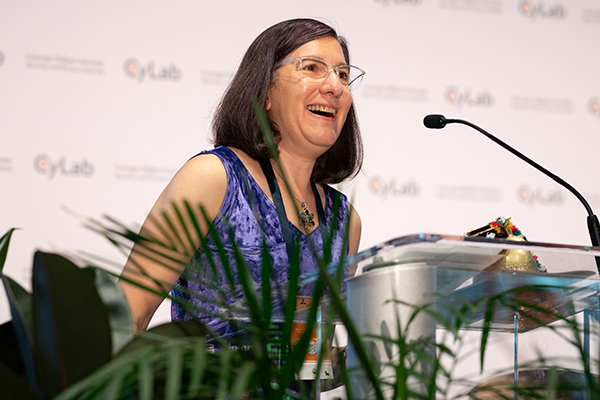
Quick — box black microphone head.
[423,114,447,129]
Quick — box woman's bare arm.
[347,203,362,276]
[119,154,227,332]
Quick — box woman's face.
[267,36,352,159]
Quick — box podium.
[343,234,600,399]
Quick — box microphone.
[423,114,449,129]
[423,114,600,259]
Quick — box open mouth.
[307,105,336,118]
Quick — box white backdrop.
[1,0,599,392]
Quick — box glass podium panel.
[337,233,600,399]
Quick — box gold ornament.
[484,235,540,273]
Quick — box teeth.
[307,105,336,115]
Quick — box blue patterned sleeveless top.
[171,146,350,338]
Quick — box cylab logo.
[373,0,421,6]
[369,177,419,198]
[445,86,494,108]
[518,185,564,206]
[34,154,94,179]
[519,1,567,20]
[439,0,502,14]
[589,97,600,118]
[124,58,182,83]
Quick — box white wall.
[1,0,599,391]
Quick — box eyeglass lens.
[300,58,363,89]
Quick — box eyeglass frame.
[275,56,366,90]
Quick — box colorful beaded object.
[299,202,316,230]
[466,216,546,273]
[271,164,316,231]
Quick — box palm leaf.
[0,359,40,400]
[82,266,134,355]
[0,228,17,273]
[31,251,113,398]
[2,275,39,395]
[56,337,226,400]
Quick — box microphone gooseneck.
[423,114,600,251]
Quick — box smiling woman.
[267,36,354,160]
[119,18,365,359]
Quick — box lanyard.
[258,159,326,263]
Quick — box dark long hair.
[212,18,363,184]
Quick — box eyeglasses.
[276,56,366,90]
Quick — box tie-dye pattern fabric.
[171,147,349,338]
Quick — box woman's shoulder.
[188,146,235,165]
[160,149,228,215]
[176,146,263,210]
[182,146,248,181]
[180,149,226,180]
[188,146,260,176]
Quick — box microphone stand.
[428,116,600,272]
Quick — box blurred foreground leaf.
[32,251,113,398]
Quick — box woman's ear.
[265,89,272,111]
